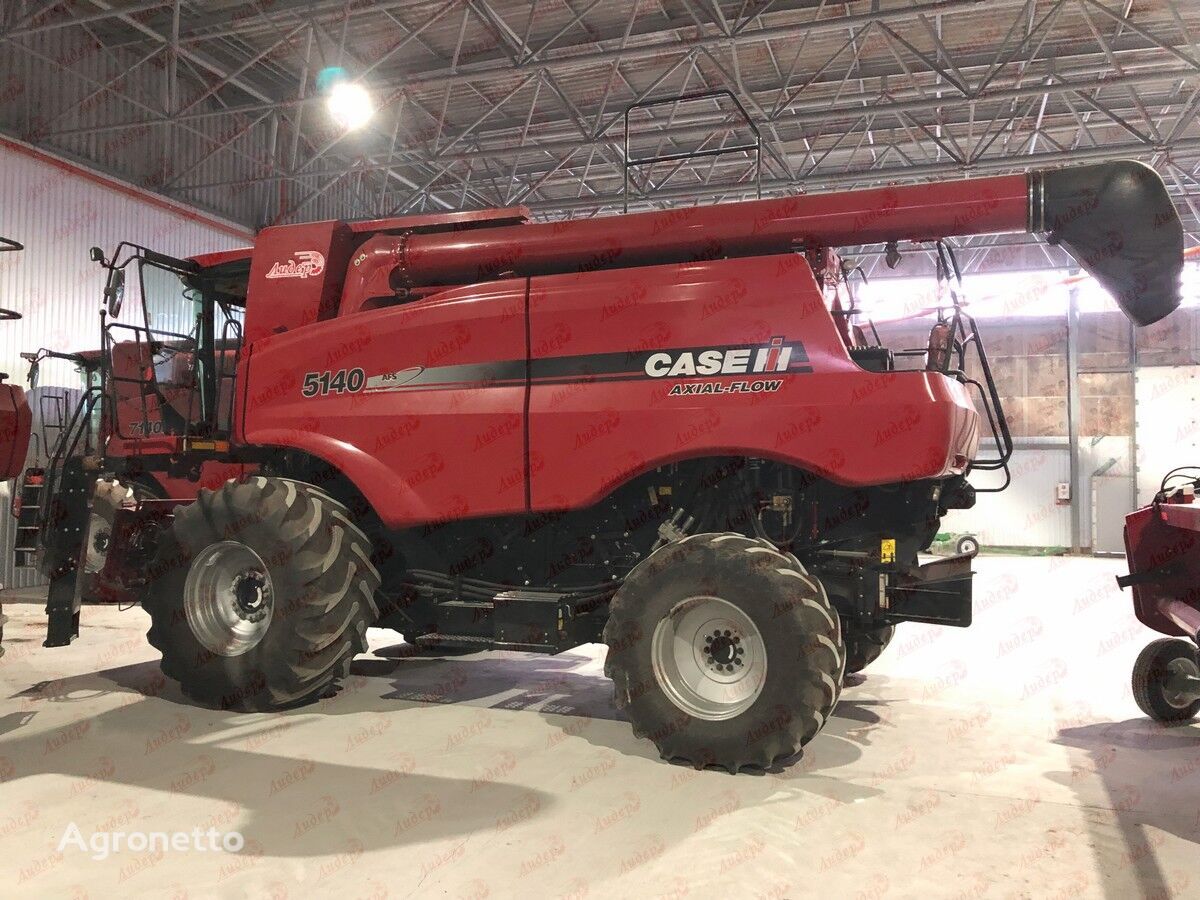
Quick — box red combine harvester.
[1119,474,1200,722]
[13,160,1184,770]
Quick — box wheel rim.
[650,595,766,721]
[1163,655,1200,709]
[82,480,134,575]
[960,538,978,555]
[83,510,111,574]
[183,541,274,657]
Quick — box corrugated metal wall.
[0,141,249,589]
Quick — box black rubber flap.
[1039,160,1183,326]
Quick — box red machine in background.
[0,238,34,655]
[1119,473,1200,722]
[0,238,31,481]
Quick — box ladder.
[12,467,44,568]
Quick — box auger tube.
[381,160,1183,327]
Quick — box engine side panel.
[527,255,979,510]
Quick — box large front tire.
[145,477,380,711]
[604,533,844,772]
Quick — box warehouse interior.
[1,1,1199,897]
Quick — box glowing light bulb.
[327,81,373,131]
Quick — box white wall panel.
[1134,366,1200,506]
[1078,435,1134,552]
[0,141,251,589]
[942,445,1072,549]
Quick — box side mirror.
[89,246,105,263]
[104,268,125,318]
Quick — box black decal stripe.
[529,366,813,387]
[404,360,525,386]
[529,369,639,383]
[367,344,811,391]
[365,379,524,393]
[530,350,648,379]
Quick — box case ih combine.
[11,160,1184,770]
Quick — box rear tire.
[604,533,844,772]
[1132,638,1200,722]
[843,624,895,675]
[145,477,379,711]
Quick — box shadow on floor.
[354,641,894,785]
[2,659,553,858]
[1050,717,1200,900]
[357,644,623,721]
[3,633,897,858]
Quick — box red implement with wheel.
[1119,478,1200,721]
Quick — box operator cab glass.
[97,244,248,441]
[139,260,196,338]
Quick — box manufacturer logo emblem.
[644,336,798,378]
[265,250,326,280]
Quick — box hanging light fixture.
[318,67,373,131]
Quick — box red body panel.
[238,254,979,528]
[346,206,529,234]
[244,221,356,344]
[189,248,252,268]
[1123,498,1200,638]
[0,383,31,480]
[107,340,194,441]
[240,279,529,526]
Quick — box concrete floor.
[0,555,1197,898]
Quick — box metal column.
[1066,275,1083,553]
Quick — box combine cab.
[14,245,248,641]
[17,161,1186,769]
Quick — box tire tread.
[145,477,379,711]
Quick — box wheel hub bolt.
[234,571,269,621]
[702,628,745,671]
